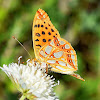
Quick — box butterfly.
[32,8,85,81]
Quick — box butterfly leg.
[29,58,39,66]
[34,58,38,66]
[71,73,85,81]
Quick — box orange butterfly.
[32,9,85,81]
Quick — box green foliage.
[0,0,99,100]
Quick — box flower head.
[0,58,59,100]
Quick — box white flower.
[0,59,59,100]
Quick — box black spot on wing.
[45,27,48,29]
[41,25,44,27]
[34,25,37,27]
[48,39,51,42]
[42,31,45,35]
[35,39,39,41]
[53,36,55,37]
[36,33,41,37]
[36,45,41,47]
[38,24,40,27]
[48,32,51,35]
[51,29,54,32]
[43,39,46,42]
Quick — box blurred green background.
[0,0,99,100]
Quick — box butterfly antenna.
[12,36,32,59]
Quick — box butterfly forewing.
[33,9,60,60]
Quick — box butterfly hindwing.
[39,37,78,74]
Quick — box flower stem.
[20,95,26,100]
